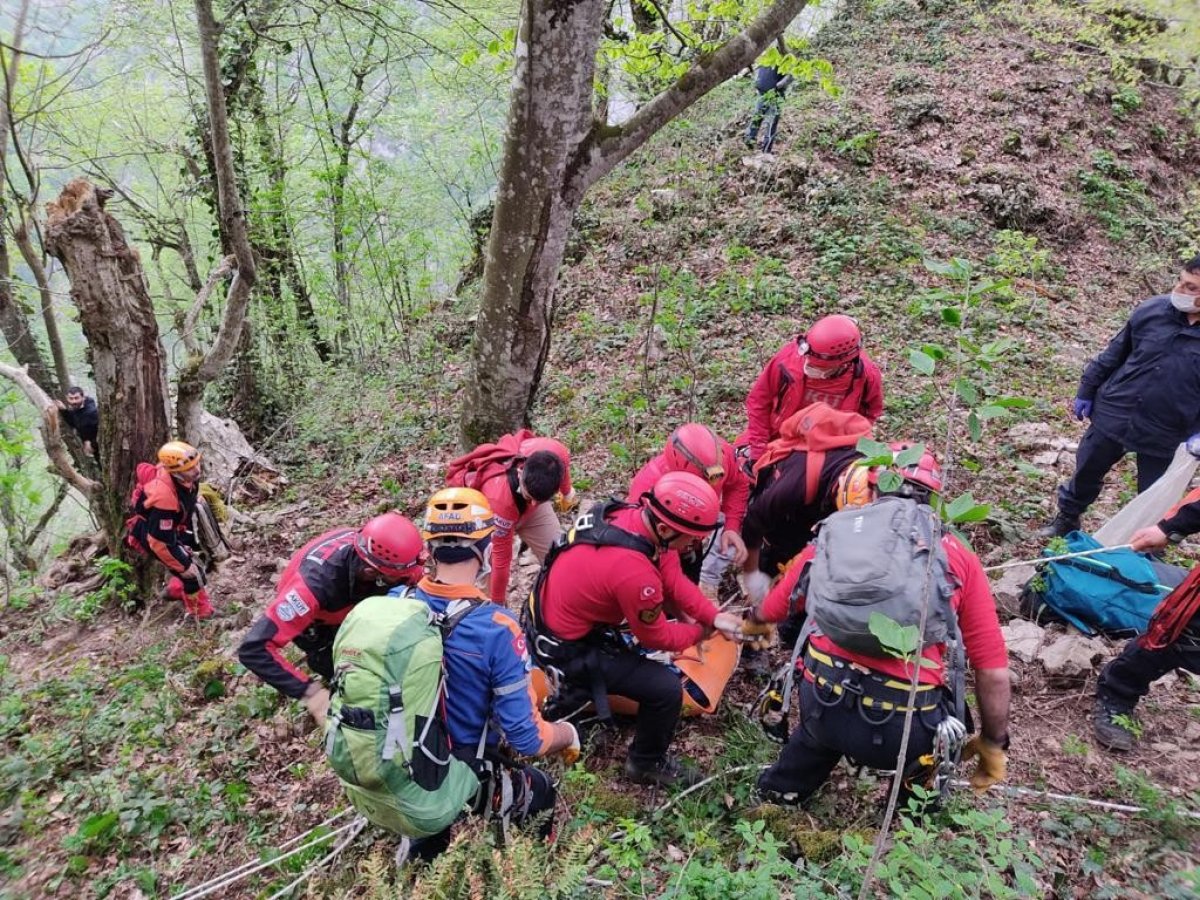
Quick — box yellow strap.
[806,647,936,693]
[805,670,940,713]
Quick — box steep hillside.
[0,2,1197,898]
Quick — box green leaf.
[953,378,978,405]
[869,612,920,658]
[922,258,956,276]
[977,404,1011,421]
[940,307,962,325]
[967,411,982,442]
[991,396,1033,409]
[855,437,893,465]
[893,443,926,468]
[945,492,990,523]
[78,812,119,840]
[876,470,904,494]
[908,349,936,376]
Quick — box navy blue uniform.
[1058,296,1200,519]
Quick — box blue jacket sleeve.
[485,611,553,756]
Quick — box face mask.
[804,362,837,379]
[1170,291,1199,313]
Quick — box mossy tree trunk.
[460,0,810,446]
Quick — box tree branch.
[182,255,234,356]
[0,361,98,496]
[12,215,70,390]
[573,0,809,199]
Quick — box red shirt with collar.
[539,506,719,653]
[759,533,1007,685]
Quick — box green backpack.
[325,592,481,837]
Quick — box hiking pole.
[982,544,1134,573]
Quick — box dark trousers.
[1057,426,1173,519]
[565,648,682,766]
[745,96,782,151]
[1097,628,1200,712]
[757,678,945,803]
[417,748,557,860]
[295,625,338,681]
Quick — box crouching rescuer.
[524,471,746,788]
[747,445,1011,804]
[323,488,578,858]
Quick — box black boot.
[1092,698,1137,752]
[1037,512,1080,540]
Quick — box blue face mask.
[1171,291,1199,313]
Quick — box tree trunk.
[42,181,169,566]
[460,0,609,446]
[13,215,71,391]
[461,0,810,444]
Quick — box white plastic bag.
[1093,443,1198,547]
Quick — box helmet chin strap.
[474,542,493,584]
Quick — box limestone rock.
[1039,633,1108,678]
[1007,422,1053,449]
[1032,451,1059,467]
[1001,618,1046,663]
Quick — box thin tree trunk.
[461,0,809,444]
[13,215,70,390]
[177,0,259,443]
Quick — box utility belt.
[802,646,946,722]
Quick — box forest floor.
[2,1,1200,897]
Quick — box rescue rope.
[950,779,1200,820]
[982,544,1134,573]
[173,809,356,900]
[264,814,369,899]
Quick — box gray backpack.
[805,495,955,657]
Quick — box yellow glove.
[961,736,1007,794]
[558,722,581,765]
[554,490,579,514]
[301,684,331,729]
[739,619,776,651]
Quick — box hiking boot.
[1092,699,1137,752]
[1037,513,1080,540]
[624,754,703,789]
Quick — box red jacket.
[539,506,719,653]
[447,430,572,602]
[238,528,382,698]
[138,464,198,574]
[627,440,750,535]
[743,341,884,462]
[760,534,1007,685]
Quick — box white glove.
[740,570,772,604]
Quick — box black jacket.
[60,396,99,445]
[1079,296,1200,456]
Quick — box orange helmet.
[644,471,721,537]
[158,441,201,473]
[834,463,875,510]
[355,513,426,582]
[422,488,496,542]
[664,423,725,485]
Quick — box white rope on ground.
[982,544,1134,573]
[652,764,768,818]
[265,815,368,900]
[952,779,1200,820]
[173,810,355,900]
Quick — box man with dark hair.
[446,430,576,603]
[57,386,99,459]
[1040,256,1200,538]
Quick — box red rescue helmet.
[800,315,862,370]
[888,441,943,494]
[355,513,427,582]
[664,423,725,485]
[644,471,721,537]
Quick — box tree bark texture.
[461,0,809,445]
[42,181,168,553]
[178,0,259,444]
[461,0,609,446]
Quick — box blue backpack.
[1021,531,1186,637]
